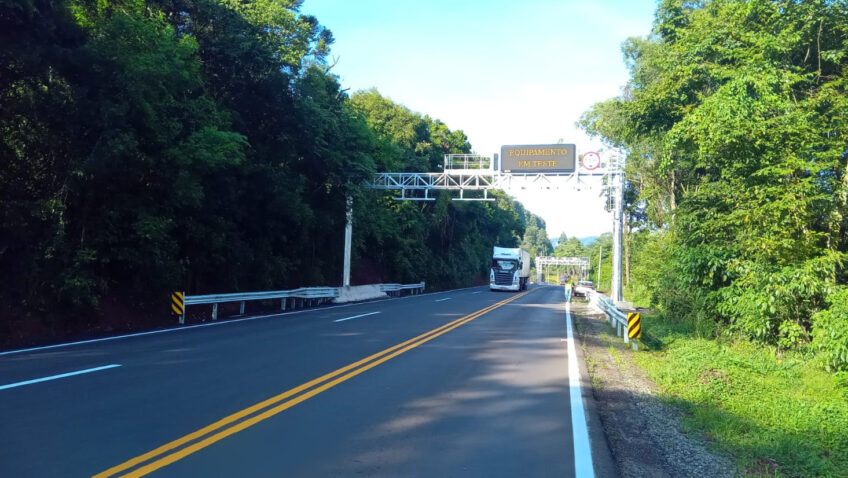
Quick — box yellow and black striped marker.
[171,291,184,316]
[627,312,641,339]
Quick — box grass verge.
[632,313,848,477]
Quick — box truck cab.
[490,247,530,291]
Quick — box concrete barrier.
[333,284,387,303]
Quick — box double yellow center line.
[95,289,533,477]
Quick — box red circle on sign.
[581,152,601,170]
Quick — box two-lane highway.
[0,285,607,477]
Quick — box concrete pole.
[611,154,624,303]
[597,245,603,287]
[343,195,352,287]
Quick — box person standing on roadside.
[564,276,574,302]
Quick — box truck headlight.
[513,272,519,283]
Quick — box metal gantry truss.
[357,150,628,304]
[535,256,591,283]
[369,154,611,201]
[369,171,502,201]
[535,256,591,268]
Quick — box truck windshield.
[492,259,517,270]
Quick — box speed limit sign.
[581,152,601,170]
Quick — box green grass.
[633,314,848,477]
[608,344,627,370]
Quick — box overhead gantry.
[368,153,613,201]
[348,148,627,304]
[535,256,591,283]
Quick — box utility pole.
[597,245,602,287]
[342,195,352,287]
[610,150,624,303]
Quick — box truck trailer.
[490,246,530,291]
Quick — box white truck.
[490,246,531,291]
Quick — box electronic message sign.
[500,144,576,173]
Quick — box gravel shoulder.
[570,301,735,478]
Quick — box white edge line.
[0,285,491,357]
[333,311,380,323]
[565,301,595,477]
[0,364,122,391]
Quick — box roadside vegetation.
[636,313,848,477]
[580,0,848,474]
[0,0,534,346]
[581,0,848,371]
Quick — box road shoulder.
[566,300,619,478]
[570,302,734,478]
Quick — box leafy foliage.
[349,90,525,289]
[636,312,848,476]
[519,212,552,264]
[580,0,848,369]
[813,287,848,372]
[0,0,526,342]
[554,236,586,258]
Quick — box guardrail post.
[281,298,286,311]
[212,303,218,321]
[239,301,245,315]
[172,291,185,325]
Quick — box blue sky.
[302,0,658,239]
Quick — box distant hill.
[579,236,599,246]
[550,236,600,248]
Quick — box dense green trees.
[348,89,525,289]
[554,236,586,258]
[581,0,848,370]
[0,0,526,343]
[520,213,553,262]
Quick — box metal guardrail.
[181,287,340,323]
[177,283,425,324]
[588,290,639,350]
[379,282,425,296]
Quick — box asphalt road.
[0,285,611,477]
